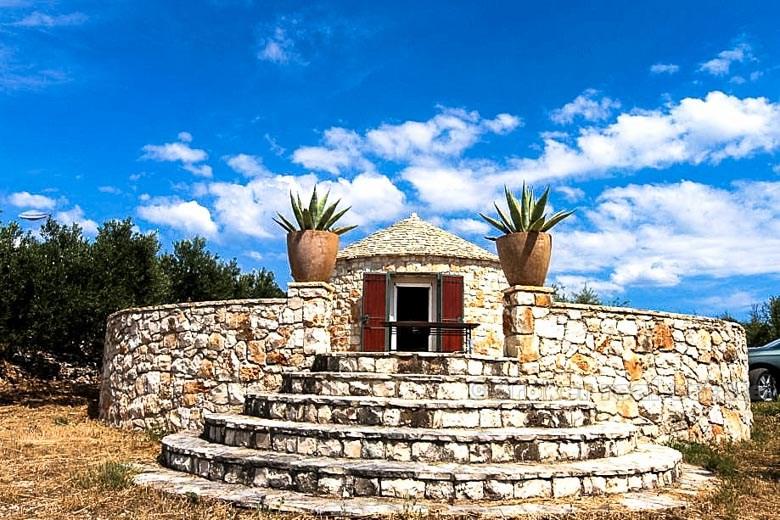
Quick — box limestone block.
[514,479,552,499]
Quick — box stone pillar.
[288,282,334,367]
[502,286,554,363]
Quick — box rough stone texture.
[135,462,714,517]
[503,286,752,443]
[99,283,334,431]
[159,432,681,500]
[330,255,506,356]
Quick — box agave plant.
[274,186,357,235]
[480,183,574,240]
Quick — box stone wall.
[503,286,752,443]
[99,282,333,431]
[330,255,507,356]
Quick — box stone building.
[103,212,753,515]
[100,213,752,446]
[330,213,506,356]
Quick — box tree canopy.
[0,218,284,366]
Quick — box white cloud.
[142,142,206,163]
[553,275,623,295]
[225,154,269,177]
[551,89,621,125]
[447,218,490,236]
[7,191,56,209]
[245,251,264,261]
[55,205,98,235]
[206,171,405,239]
[698,291,760,312]
[141,134,212,178]
[258,27,296,64]
[699,43,753,76]
[556,186,585,202]
[504,90,780,185]
[293,127,372,175]
[182,163,213,177]
[137,200,218,237]
[265,133,286,156]
[292,108,521,175]
[650,63,680,74]
[553,180,780,291]
[98,186,121,194]
[366,109,520,160]
[12,11,87,28]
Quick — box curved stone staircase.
[139,352,706,516]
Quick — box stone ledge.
[203,413,637,463]
[135,462,713,517]
[106,298,287,320]
[160,432,681,500]
[244,394,595,429]
[282,371,591,401]
[503,285,556,295]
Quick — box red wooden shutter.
[441,275,464,352]
[362,273,387,352]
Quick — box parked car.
[748,338,780,401]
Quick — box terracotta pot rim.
[287,229,338,236]
[497,231,551,238]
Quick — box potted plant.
[480,183,574,287]
[274,186,357,282]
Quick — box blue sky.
[2,0,780,317]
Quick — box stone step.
[244,394,596,429]
[312,352,522,377]
[136,462,713,517]
[204,413,637,463]
[282,371,589,401]
[161,432,681,500]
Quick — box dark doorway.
[396,286,430,351]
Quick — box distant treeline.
[722,297,780,348]
[0,218,284,367]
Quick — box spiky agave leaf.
[493,202,514,232]
[480,183,574,237]
[479,212,511,234]
[541,209,575,231]
[323,204,351,231]
[332,225,358,235]
[505,186,523,232]
[530,186,549,223]
[273,214,297,232]
[289,191,305,228]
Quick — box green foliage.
[552,283,629,307]
[740,296,780,347]
[274,185,357,235]
[480,183,575,240]
[0,217,283,368]
[668,441,738,477]
[76,461,136,490]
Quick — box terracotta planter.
[495,232,552,287]
[286,230,340,282]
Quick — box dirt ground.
[0,376,778,520]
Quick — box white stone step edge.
[283,371,591,401]
[135,462,715,517]
[313,353,523,377]
[203,413,638,463]
[244,394,596,429]
[161,432,682,500]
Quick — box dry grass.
[0,377,778,520]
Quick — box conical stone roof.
[337,213,500,263]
